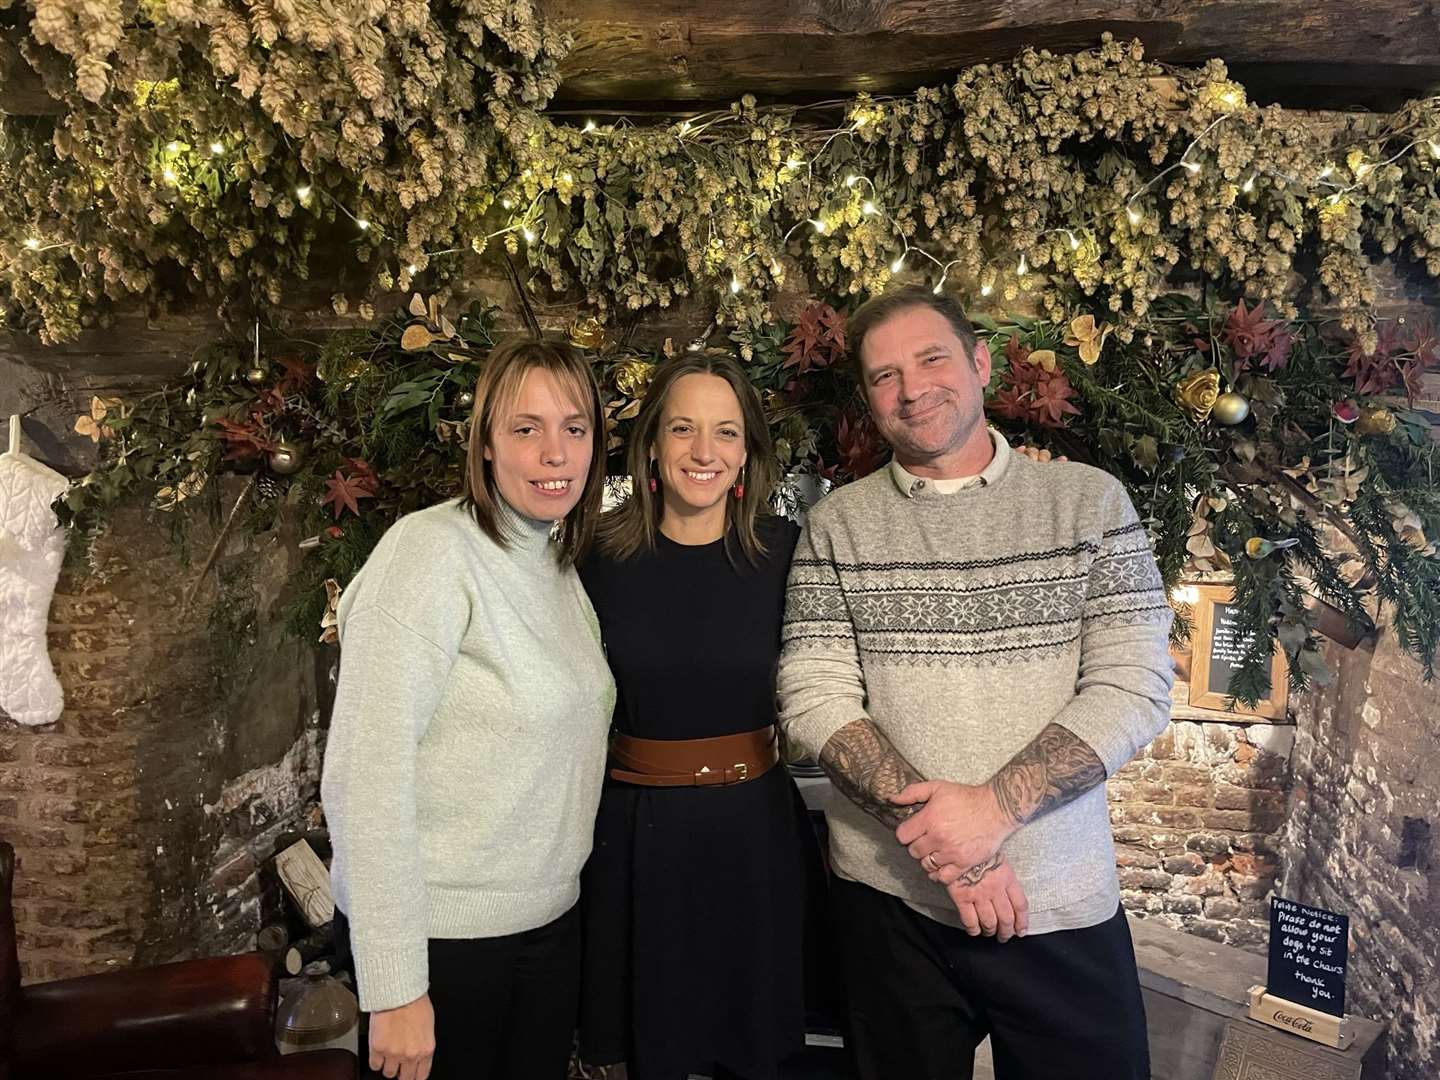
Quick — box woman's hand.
[369,993,436,1080]
[1014,444,1067,463]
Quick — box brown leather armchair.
[0,842,355,1080]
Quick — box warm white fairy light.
[810,218,828,234]
[162,167,177,183]
[729,275,742,294]
[356,218,371,230]
[890,254,906,273]
[1430,140,1440,157]
[862,200,877,215]
[522,226,536,243]
[1067,230,1080,250]
[295,185,312,201]
[1017,253,1028,275]
[1181,160,1201,174]
[1127,205,1142,225]
[407,264,418,274]
[980,282,993,296]
[785,157,804,169]
[678,120,692,136]
[501,197,514,209]
[582,120,597,134]
[167,141,181,153]
[210,142,224,155]
[845,174,859,187]
[1242,174,1256,193]
[24,237,40,250]
[561,171,573,183]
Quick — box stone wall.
[0,490,322,982]
[1281,632,1440,1080]
[1109,718,1291,952]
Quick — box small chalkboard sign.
[1267,896,1348,1017]
[1187,584,1288,720]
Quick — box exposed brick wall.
[1281,632,1440,1080]
[1,489,322,983]
[1108,719,1292,952]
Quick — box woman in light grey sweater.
[320,338,616,1080]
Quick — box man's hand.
[944,854,1030,941]
[369,993,436,1080]
[892,779,1016,881]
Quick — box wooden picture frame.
[1187,583,1289,721]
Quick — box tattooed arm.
[988,723,1107,828]
[819,718,1032,940]
[817,718,927,830]
[889,722,1107,885]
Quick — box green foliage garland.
[61,287,1440,705]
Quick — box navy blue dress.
[577,516,823,1080]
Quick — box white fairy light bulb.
[845,174,859,187]
[1017,254,1028,275]
[162,167,177,183]
[522,226,536,243]
[729,275,742,294]
[582,120,597,133]
[980,282,993,296]
[210,142,224,155]
[356,218,371,230]
[1182,161,1201,174]
[1127,205,1142,225]
[24,237,40,250]
[295,185,312,201]
[862,201,877,215]
[167,141,181,153]
[1242,175,1256,193]
[809,219,828,234]
[890,254,906,273]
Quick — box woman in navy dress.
[577,351,825,1080]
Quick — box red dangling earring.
[649,477,658,493]
[733,482,745,500]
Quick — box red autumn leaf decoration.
[992,338,1082,429]
[213,417,274,460]
[1343,324,1403,397]
[835,411,886,479]
[1221,300,1292,372]
[782,303,847,375]
[322,465,378,519]
[276,356,317,395]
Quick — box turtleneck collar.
[495,498,559,559]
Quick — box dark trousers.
[335,905,582,1080]
[831,878,1149,1080]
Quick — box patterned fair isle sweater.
[778,431,1175,934]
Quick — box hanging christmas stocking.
[0,419,70,726]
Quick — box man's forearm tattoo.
[953,853,1004,887]
[819,718,926,829]
[989,723,1106,828]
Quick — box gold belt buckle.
[733,762,748,782]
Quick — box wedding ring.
[923,853,940,873]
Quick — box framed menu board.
[1188,584,1289,720]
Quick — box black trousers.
[831,878,1149,1080]
[335,905,582,1080]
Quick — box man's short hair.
[847,287,981,382]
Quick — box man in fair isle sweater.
[778,286,1175,1080]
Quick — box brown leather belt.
[609,726,779,788]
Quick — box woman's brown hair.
[597,349,778,565]
[460,337,606,564]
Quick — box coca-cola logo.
[1273,1009,1314,1033]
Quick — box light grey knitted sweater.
[779,434,1174,934]
[321,499,615,1011]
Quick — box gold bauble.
[1356,406,1397,435]
[1212,391,1251,425]
[1175,369,1221,422]
[614,360,657,398]
[267,441,305,476]
[245,367,268,385]
[568,316,608,352]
